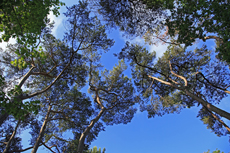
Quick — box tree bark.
[77,108,105,153]
[18,66,35,88]
[184,89,230,121]
[31,105,52,153]
[3,119,21,153]
[147,75,230,121]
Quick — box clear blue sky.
[20,1,230,152]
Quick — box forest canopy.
[0,0,229,153]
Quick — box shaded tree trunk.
[3,119,21,153]
[31,105,52,153]
[147,75,230,121]
[77,108,105,153]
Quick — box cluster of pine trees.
[0,0,229,152]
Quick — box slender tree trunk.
[3,119,21,153]
[77,108,105,153]
[18,66,35,88]
[31,105,52,153]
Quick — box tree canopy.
[95,0,230,63]
[116,42,230,138]
[0,0,229,152]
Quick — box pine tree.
[116,42,230,138]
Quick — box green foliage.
[86,146,106,153]
[118,41,230,137]
[97,0,230,63]
[0,0,65,121]
[96,0,167,36]
[0,0,64,42]
[165,0,230,63]
[0,0,65,69]
[204,149,224,153]
[142,0,174,9]
[0,84,40,120]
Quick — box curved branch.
[196,72,230,94]
[41,142,56,153]
[133,54,179,85]
[203,35,223,43]
[147,75,183,90]
[169,60,187,86]
[95,89,105,109]
[25,52,75,99]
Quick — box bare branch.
[8,145,42,153]
[41,142,56,153]
[78,108,106,153]
[169,60,187,86]
[147,75,182,90]
[95,89,105,109]
[18,66,35,88]
[25,51,75,99]
[195,72,230,94]
[153,35,180,45]
[203,35,223,44]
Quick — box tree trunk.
[77,108,105,153]
[3,119,21,153]
[18,66,35,88]
[147,75,230,121]
[31,105,52,153]
[184,89,230,121]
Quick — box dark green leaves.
[0,84,40,120]
[0,0,65,67]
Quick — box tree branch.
[169,60,187,86]
[133,54,179,85]
[18,66,35,88]
[3,119,21,153]
[8,144,42,153]
[195,71,230,94]
[25,51,76,99]
[202,105,230,133]
[147,74,230,121]
[41,142,56,153]
[203,35,223,43]
[184,89,230,121]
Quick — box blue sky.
[16,0,230,152]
